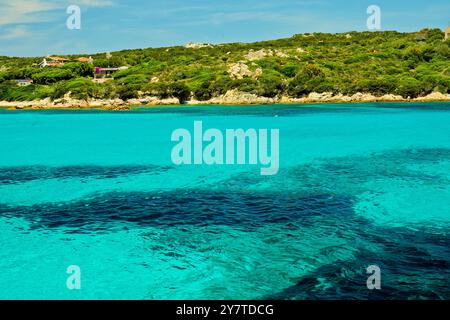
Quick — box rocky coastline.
[1,90,450,110]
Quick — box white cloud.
[75,0,115,7]
[0,0,114,26]
[0,0,58,26]
[0,25,30,40]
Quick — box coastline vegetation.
[0,29,449,103]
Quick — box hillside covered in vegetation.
[0,29,449,104]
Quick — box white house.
[39,56,69,68]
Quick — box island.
[1,28,449,109]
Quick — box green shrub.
[169,82,191,103]
[32,68,75,84]
[257,71,285,97]
[63,62,94,77]
[193,81,213,101]
[64,78,95,100]
[395,77,423,98]
[117,84,139,100]
[279,64,299,78]
[143,82,170,99]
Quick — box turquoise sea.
[0,102,449,300]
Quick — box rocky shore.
[1,90,450,110]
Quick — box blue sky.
[0,0,449,57]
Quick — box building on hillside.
[39,59,56,67]
[39,56,69,68]
[49,56,69,62]
[445,27,450,40]
[77,56,94,63]
[14,79,33,86]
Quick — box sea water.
[0,102,448,299]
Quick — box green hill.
[1,29,449,103]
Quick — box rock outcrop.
[184,42,213,49]
[244,48,289,61]
[2,92,449,110]
[190,89,276,105]
[414,92,450,101]
[228,62,262,80]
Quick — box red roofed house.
[39,56,70,68]
[77,56,94,63]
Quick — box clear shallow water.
[0,102,449,300]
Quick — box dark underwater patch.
[0,147,448,299]
[0,164,172,185]
[0,190,355,233]
[265,224,450,300]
